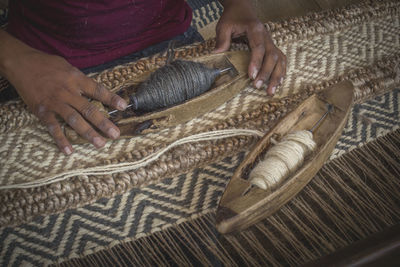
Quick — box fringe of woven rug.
[58,129,400,266]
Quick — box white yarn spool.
[249,130,316,190]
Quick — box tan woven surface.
[56,129,400,266]
[0,0,399,226]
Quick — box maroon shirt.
[7,0,192,68]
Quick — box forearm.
[0,28,128,154]
[0,29,37,81]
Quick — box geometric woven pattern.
[0,0,399,189]
[279,14,400,97]
[188,0,223,39]
[331,88,400,159]
[0,158,241,265]
[189,0,223,30]
[1,88,399,266]
[0,0,400,235]
[1,2,400,265]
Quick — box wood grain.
[65,51,252,144]
[216,81,354,234]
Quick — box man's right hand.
[0,30,127,155]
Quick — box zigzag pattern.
[281,15,400,96]
[331,88,400,159]
[1,2,400,265]
[0,154,243,266]
[0,4,399,187]
[1,89,399,266]
[190,1,223,30]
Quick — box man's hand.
[215,0,286,95]
[0,30,127,155]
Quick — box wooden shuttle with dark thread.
[65,51,251,144]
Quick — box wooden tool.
[65,51,251,144]
[216,81,354,234]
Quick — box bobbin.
[65,51,252,144]
[216,81,354,234]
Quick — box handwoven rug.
[0,0,400,266]
[59,128,400,267]
[1,89,399,266]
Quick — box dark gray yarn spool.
[130,60,221,112]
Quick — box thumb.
[213,24,232,53]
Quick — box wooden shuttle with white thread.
[216,81,354,234]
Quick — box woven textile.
[0,0,399,226]
[1,89,399,266]
[0,1,399,188]
[0,1,400,265]
[189,0,223,39]
[58,130,400,266]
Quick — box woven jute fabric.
[58,129,400,266]
[0,0,399,225]
[0,1,400,266]
[1,91,399,266]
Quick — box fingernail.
[93,137,106,148]
[64,146,72,155]
[117,99,128,110]
[279,77,284,85]
[108,128,120,139]
[271,86,277,95]
[252,68,258,80]
[255,80,263,89]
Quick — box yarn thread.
[1,129,264,189]
[250,130,316,190]
[131,60,222,111]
